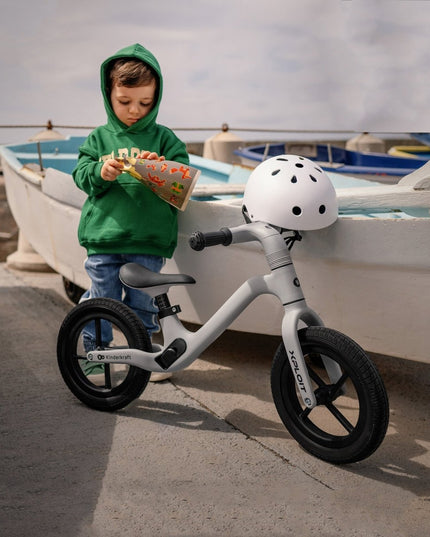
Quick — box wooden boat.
[1,137,430,364]
[235,141,430,184]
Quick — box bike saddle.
[119,262,195,290]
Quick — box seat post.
[155,293,182,320]
[155,293,170,311]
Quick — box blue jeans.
[81,253,164,348]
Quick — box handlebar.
[189,228,233,251]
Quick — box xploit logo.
[288,349,307,393]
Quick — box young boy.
[73,43,189,380]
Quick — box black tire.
[271,326,389,464]
[57,298,152,411]
[62,277,86,304]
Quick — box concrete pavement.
[0,263,429,537]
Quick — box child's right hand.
[137,150,165,161]
[101,159,124,182]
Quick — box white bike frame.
[87,222,343,409]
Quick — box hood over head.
[100,43,163,133]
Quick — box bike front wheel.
[57,298,152,411]
[271,326,389,464]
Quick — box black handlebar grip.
[189,228,233,251]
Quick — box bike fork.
[281,304,346,408]
[281,305,320,408]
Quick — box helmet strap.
[284,230,302,250]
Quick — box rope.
[0,122,409,136]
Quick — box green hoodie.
[73,43,189,257]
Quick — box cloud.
[1,0,430,141]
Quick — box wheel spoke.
[73,352,86,361]
[299,406,312,420]
[94,318,102,347]
[307,365,325,387]
[332,372,349,398]
[104,364,112,388]
[326,402,354,433]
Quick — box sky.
[1,0,430,144]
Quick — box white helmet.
[242,154,338,230]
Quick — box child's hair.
[108,58,157,91]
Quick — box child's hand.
[137,150,165,161]
[101,159,124,182]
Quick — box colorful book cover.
[118,157,201,211]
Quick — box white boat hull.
[166,200,430,363]
[2,154,430,364]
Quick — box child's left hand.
[138,150,165,161]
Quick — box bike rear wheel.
[271,326,389,464]
[57,298,152,411]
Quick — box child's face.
[110,81,157,127]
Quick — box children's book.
[118,157,201,211]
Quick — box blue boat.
[411,133,430,146]
[234,142,430,184]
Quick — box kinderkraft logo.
[89,353,132,361]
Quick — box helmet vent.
[291,175,297,183]
[310,175,317,182]
[319,205,326,214]
[276,157,288,161]
[272,169,280,176]
[295,163,304,168]
[292,206,302,216]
